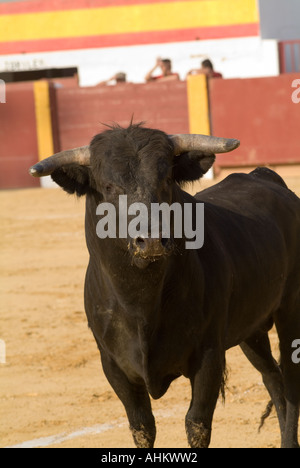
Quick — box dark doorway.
[0,67,78,83]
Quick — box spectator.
[96,72,127,86]
[145,58,180,83]
[187,59,223,79]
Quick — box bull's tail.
[258,400,274,433]
[258,353,283,433]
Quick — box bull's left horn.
[169,134,240,155]
[29,146,91,177]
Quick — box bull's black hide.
[50,124,300,448]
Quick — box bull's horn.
[169,134,240,155]
[29,146,91,177]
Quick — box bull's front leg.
[186,347,226,448]
[100,349,156,448]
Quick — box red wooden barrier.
[209,74,300,169]
[54,81,189,150]
[0,82,39,189]
[1,75,299,189]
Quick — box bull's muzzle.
[129,236,173,268]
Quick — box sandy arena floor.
[1,175,300,448]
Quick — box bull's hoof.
[130,425,155,448]
[186,419,211,448]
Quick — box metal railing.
[279,40,300,73]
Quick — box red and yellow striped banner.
[0,0,259,54]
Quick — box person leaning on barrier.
[187,59,223,79]
[145,58,180,83]
[96,72,127,86]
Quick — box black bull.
[30,124,300,448]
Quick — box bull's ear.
[173,151,215,184]
[51,164,96,197]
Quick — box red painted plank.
[210,74,300,167]
[0,82,39,189]
[55,82,189,150]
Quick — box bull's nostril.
[131,236,173,259]
[135,237,146,249]
[161,237,169,247]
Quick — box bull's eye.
[166,177,173,186]
[105,184,113,193]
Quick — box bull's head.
[30,124,239,267]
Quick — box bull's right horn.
[29,146,91,177]
[169,134,240,155]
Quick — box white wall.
[0,36,279,86]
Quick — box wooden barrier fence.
[0,74,299,189]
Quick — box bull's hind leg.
[100,350,156,448]
[275,298,300,449]
[239,330,286,441]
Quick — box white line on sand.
[5,408,176,448]
[5,420,127,449]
